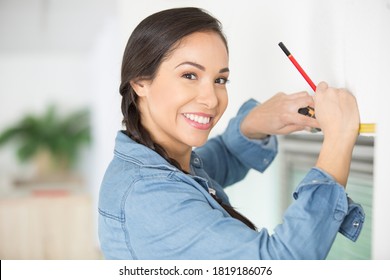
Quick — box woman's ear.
[130,79,148,97]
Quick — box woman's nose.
[197,83,218,109]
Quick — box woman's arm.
[240,91,320,137]
[195,99,278,187]
[313,82,360,186]
[121,169,363,260]
[196,90,321,187]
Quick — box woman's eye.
[182,73,197,80]
[215,77,229,85]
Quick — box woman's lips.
[182,113,213,130]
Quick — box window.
[280,134,374,259]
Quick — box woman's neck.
[165,145,192,173]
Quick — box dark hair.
[119,7,257,231]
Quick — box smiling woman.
[98,7,365,260]
[131,31,229,166]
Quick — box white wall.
[87,16,123,243]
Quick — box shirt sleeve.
[294,167,365,242]
[196,99,278,187]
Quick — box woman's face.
[134,31,229,156]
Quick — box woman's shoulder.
[98,155,178,214]
[99,153,210,215]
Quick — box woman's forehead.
[163,31,229,67]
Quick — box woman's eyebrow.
[175,61,229,73]
[175,61,205,71]
[219,67,230,73]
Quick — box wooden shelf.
[0,191,99,259]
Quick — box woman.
[98,7,364,259]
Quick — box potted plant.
[0,105,91,182]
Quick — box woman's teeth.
[183,113,211,124]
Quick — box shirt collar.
[114,131,203,172]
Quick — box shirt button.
[193,157,200,166]
[353,221,360,228]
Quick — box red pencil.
[278,42,317,91]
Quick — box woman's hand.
[314,81,360,186]
[240,91,320,139]
[314,81,360,139]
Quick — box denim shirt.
[98,99,365,260]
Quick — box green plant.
[0,105,91,170]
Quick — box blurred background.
[0,0,389,259]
